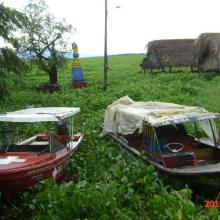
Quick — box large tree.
[19,0,74,84]
[0,3,28,101]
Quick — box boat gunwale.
[0,135,83,175]
[107,131,220,176]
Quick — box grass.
[1,54,220,219]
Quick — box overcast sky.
[1,0,220,57]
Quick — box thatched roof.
[194,33,220,70]
[141,39,196,69]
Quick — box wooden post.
[103,0,108,91]
[169,66,171,73]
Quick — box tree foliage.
[19,0,74,84]
[0,3,28,101]
[0,3,26,44]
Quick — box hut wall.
[194,33,220,70]
[141,39,196,70]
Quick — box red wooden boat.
[0,107,83,197]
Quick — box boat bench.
[162,152,196,168]
[156,124,193,153]
[36,133,80,143]
[7,144,50,153]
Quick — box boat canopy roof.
[0,107,80,122]
[101,96,220,135]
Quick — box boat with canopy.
[0,107,83,197]
[101,96,220,187]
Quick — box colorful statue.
[71,42,86,88]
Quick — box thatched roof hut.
[141,39,196,70]
[194,33,220,70]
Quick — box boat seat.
[162,151,196,168]
[36,133,78,144]
[156,124,192,154]
[7,144,50,153]
[36,133,49,141]
[155,125,196,168]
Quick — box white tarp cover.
[101,96,220,135]
[0,107,80,122]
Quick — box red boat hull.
[0,148,73,197]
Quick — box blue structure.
[72,42,86,88]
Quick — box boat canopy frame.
[0,107,80,123]
[143,117,220,168]
[0,107,81,152]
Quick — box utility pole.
[103,0,108,91]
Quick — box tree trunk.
[49,64,57,84]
